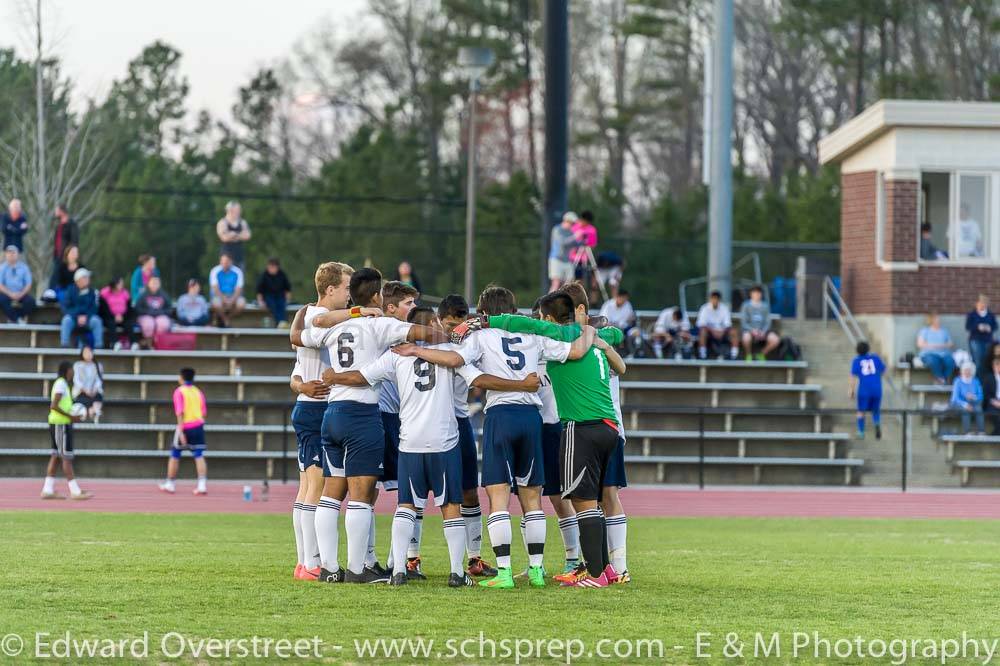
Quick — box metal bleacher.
[0,307,864,485]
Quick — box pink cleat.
[568,568,613,588]
[295,566,321,581]
[294,563,303,580]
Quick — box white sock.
[300,504,320,569]
[365,506,377,567]
[68,479,81,496]
[196,476,207,492]
[486,511,512,569]
[315,496,341,572]
[443,518,466,576]
[606,513,628,573]
[292,503,305,565]
[558,515,580,562]
[345,501,372,574]
[407,507,423,558]
[523,510,546,568]
[42,476,55,494]
[461,505,483,558]
[519,516,528,557]
[391,507,416,576]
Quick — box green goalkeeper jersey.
[486,314,624,346]
[545,346,618,423]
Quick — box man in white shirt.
[290,267,448,584]
[599,290,636,333]
[696,290,739,360]
[954,203,983,258]
[324,306,541,587]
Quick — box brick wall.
[840,171,1000,315]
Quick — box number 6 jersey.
[360,344,482,453]
[299,317,412,404]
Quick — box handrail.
[821,276,866,346]
[679,252,766,315]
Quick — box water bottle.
[242,484,252,502]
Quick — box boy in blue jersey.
[849,341,885,439]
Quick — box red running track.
[3,479,1000,519]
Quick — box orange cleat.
[554,562,588,586]
[294,563,303,579]
[296,566,321,581]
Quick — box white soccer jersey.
[536,362,560,425]
[453,373,472,418]
[610,373,626,444]
[360,343,481,453]
[463,330,571,411]
[300,316,412,404]
[378,380,400,414]
[292,306,331,403]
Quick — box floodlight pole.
[707,0,734,300]
[543,0,570,294]
[464,79,479,303]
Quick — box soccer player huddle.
[288,261,630,589]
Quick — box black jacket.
[984,372,1000,409]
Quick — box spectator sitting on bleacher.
[256,257,292,328]
[210,252,245,328]
[738,285,780,361]
[129,254,159,306]
[965,294,997,371]
[176,278,210,327]
[651,307,693,359]
[72,345,104,423]
[696,290,739,360]
[48,244,83,302]
[99,276,137,351]
[60,268,102,349]
[917,313,955,384]
[982,356,1000,435]
[951,362,985,435]
[599,290,635,333]
[0,245,35,324]
[135,276,172,347]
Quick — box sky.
[0,0,367,122]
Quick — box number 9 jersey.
[360,343,482,453]
[299,317,413,404]
[462,330,571,412]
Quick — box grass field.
[5,511,1000,664]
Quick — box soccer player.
[437,294,498,577]
[849,341,885,440]
[325,306,540,586]
[289,262,371,581]
[292,267,449,584]
[41,361,92,500]
[537,291,626,587]
[405,286,594,589]
[159,367,208,495]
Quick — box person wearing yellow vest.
[159,367,208,495]
[42,361,93,500]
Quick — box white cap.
[562,211,578,224]
[73,268,91,281]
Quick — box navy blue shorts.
[602,437,628,488]
[292,401,326,472]
[380,411,401,490]
[397,446,464,509]
[457,416,479,492]
[857,393,882,414]
[320,401,384,479]
[171,424,206,459]
[481,404,544,488]
[541,422,564,496]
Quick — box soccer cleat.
[554,562,588,586]
[875,425,882,440]
[389,572,408,587]
[319,567,345,583]
[527,565,546,588]
[192,488,207,496]
[70,490,94,500]
[345,567,390,584]
[568,571,612,588]
[158,481,176,494]
[479,567,515,589]
[405,557,427,580]
[40,491,65,500]
[561,559,580,574]
[466,556,497,577]
[294,563,303,579]
[295,566,321,581]
[602,564,619,584]
[449,572,475,588]
[611,569,631,584]
[369,561,389,577]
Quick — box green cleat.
[528,565,546,588]
[479,567,515,589]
